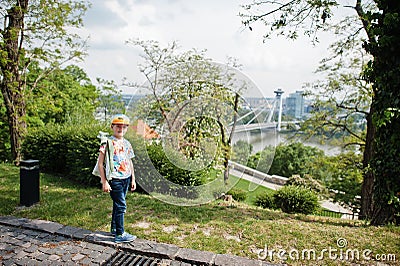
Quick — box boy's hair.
[111,114,130,126]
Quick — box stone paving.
[0,216,279,266]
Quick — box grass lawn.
[229,175,274,205]
[1,163,399,265]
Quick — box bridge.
[233,121,298,133]
[231,89,299,133]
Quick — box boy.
[97,114,136,243]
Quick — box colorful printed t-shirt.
[100,136,135,179]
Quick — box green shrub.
[129,139,213,198]
[274,185,320,215]
[286,174,327,195]
[227,188,247,202]
[146,143,206,187]
[22,123,107,186]
[255,192,276,209]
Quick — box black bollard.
[20,159,40,207]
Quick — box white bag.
[92,157,102,177]
[92,138,114,182]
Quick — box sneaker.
[111,228,116,236]
[115,232,136,243]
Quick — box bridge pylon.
[274,88,284,131]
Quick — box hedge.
[22,123,107,186]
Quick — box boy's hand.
[102,181,112,193]
[130,180,136,191]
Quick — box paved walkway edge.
[0,216,278,266]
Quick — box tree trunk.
[370,117,400,225]
[1,77,27,166]
[223,93,240,184]
[359,105,376,220]
[371,200,396,225]
[0,1,29,165]
[367,0,400,225]
[9,95,26,165]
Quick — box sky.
[77,0,336,98]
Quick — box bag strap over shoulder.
[104,139,114,181]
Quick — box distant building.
[303,98,313,118]
[132,119,160,140]
[285,91,304,119]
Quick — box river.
[232,129,343,156]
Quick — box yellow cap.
[111,114,130,126]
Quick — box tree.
[324,152,362,212]
[248,142,324,177]
[240,0,399,224]
[95,78,125,123]
[26,64,98,126]
[302,42,371,147]
[270,142,324,177]
[364,0,400,225]
[0,0,89,164]
[127,39,245,184]
[232,140,253,164]
[0,63,97,162]
[318,152,363,212]
[301,37,373,218]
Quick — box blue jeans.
[109,176,131,235]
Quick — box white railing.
[228,160,288,186]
